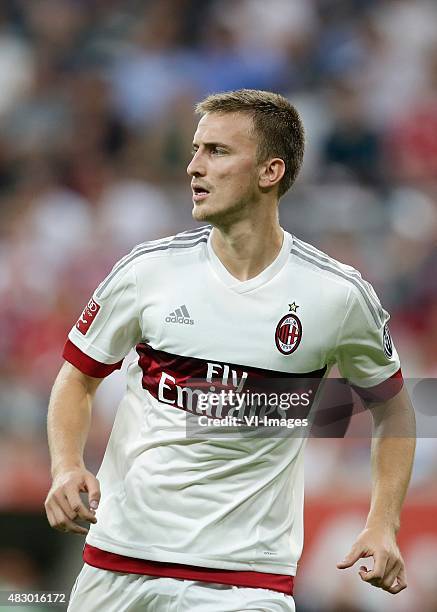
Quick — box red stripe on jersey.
[351,368,404,403]
[136,343,326,385]
[63,339,123,378]
[83,544,294,595]
[135,342,326,418]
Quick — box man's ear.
[259,158,285,191]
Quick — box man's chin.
[192,203,214,223]
[192,201,245,227]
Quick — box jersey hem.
[83,544,295,595]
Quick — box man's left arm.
[337,386,416,594]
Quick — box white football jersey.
[64,226,401,579]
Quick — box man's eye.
[211,148,226,155]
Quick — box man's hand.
[337,526,407,594]
[45,468,100,536]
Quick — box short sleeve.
[335,284,403,401]
[63,260,142,378]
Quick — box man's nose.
[187,151,206,177]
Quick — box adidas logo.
[165,305,194,325]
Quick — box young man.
[45,90,415,611]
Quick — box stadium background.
[0,0,436,610]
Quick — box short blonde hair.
[195,89,305,198]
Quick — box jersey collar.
[206,229,292,294]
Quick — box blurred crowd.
[0,1,436,610]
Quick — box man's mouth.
[192,186,211,202]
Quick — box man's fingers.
[64,487,97,523]
[336,531,408,596]
[389,581,407,595]
[59,520,88,536]
[381,560,401,591]
[84,473,101,511]
[359,552,389,585]
[360,557,407,594]
[45,469,100,535]
[388,565,407,594]
[337,546,366,569]
[50,506,89,536]
[358,564,369,579]
[51,492,78,522]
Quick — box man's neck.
[210,219,284,282]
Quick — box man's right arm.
[45,361,103,535]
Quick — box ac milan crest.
[275,313,302,355]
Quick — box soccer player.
[45,90,416,611]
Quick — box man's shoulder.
[289,235,384,324]
[290,235,367,289]
[95,226,211,298]
[125,225,212,265]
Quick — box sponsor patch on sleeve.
[383,323,393,358]
[76,298,101,335]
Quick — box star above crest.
[288,302,299,312]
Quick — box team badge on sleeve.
[76,298,101,335]
[275,311,302,355]
[383,323,393,358]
